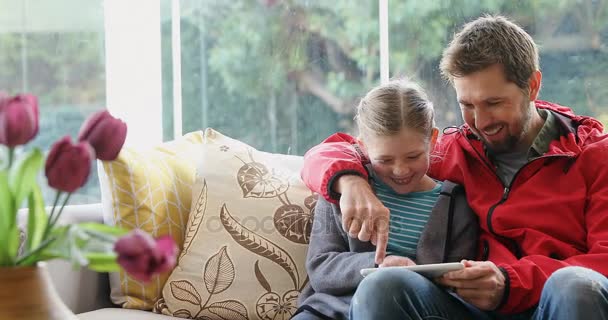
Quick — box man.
[301,15,608,319]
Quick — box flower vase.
[0,263,78,320]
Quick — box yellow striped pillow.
[99,131,204,310]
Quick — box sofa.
[44,129,316,320]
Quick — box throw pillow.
[157,128,316,320]
[99,131,204,309]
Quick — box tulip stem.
[48,193,71,232]
[48,191,61,222]
[35,193,70,264]
[42,191,63,242]
[15,236,56,266]
[7,148,14,169]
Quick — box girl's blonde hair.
[355,79,435,141]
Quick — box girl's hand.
[379,255,416,267]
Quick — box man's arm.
[301,133,390,263]
[446,143,608,314]
[301,133,368,201]
[496,144,608,314]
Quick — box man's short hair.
[440,15,539,90]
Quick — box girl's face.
[363,127,436,194]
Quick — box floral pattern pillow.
[157,128,316,320]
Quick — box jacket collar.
[452,100,604,157]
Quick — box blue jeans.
[349,266,608,320]
[291,310,325,320]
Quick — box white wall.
[104,0,163,148]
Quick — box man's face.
[454,64,535,154]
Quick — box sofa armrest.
[47,259,114,313]
[52,203,117,313]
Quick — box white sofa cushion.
[78,308,177,320]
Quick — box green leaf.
[5,149,44,265]
[37,223,124,271]
[85,252,120,272]
[78,223,129,237]
[0,171,14,264]
[6,227,19,264]
[9,148,43,210]
[26,184,47,252]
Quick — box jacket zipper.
[487,155,574,258]
[463,136,520,256]
[464,135,574,259]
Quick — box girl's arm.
[305,197,375,296]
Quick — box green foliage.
[0,171,12,262]
[9,149,43,210]
[540,51,608,117]
[34,223,128,271]
[0,27,105,204]
[0,147,127,268]
[597,113,608,129]
[0,33,104,106]
[5,0,608,163]
[26,184,47,253]
[168,0,608,155]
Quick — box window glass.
[163,0,379,154]
[4,0,607,206]
[388,0,608,129]
[0,0,106,204]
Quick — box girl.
[294,79,477,320]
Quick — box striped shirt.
[370,174,442,259]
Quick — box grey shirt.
[491,109,560,185]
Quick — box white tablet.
[360,262,465,278]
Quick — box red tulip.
[77,110,127,161]
[45,136,93,193]
[0,93,39,147]
[114,229,178,282]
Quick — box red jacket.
[301,101,608,314]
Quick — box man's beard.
[482,133,520,154]
[479,100,533,154]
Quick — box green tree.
[168,0,608,156]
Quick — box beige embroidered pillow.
[157,128,316,320]
[99,131,204,309]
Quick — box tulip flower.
[45,136,93,193]
[77,110,127,161]
[114,229,178,282]
[0,93,39,147]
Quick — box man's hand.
[435,260,506,311]
[379,256,416,267]
[335,175,390,265]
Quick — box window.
[2,0,607,205]
[0,0,106,204]
[386,1,608,129]
[166,0,608,156]
[161,0,379,154]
